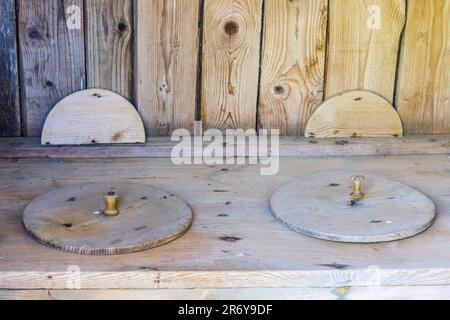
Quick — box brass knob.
[103,192,120,217]
[350,176,365,203]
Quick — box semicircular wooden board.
[23,183,193,255]
[270,172,436,243]
[305,90,403,138]
[42,89,146,145]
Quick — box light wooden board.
[271,172,436,243]
[17,0,86,137]
[135,0,200,136]
[0,0,20,137]
[0,155,450,290]
[23,183,193,255]
[396,0,450,135]
[2,135,450,159]
[85,0,133,100]
[259,0,327,135]
[41,89,145,145]
[202,0,263,130]
[4,286,450,300]
[305,91,403,138]
[325,0,406,103]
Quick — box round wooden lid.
[23,183,193,255]
[270,173,436,243]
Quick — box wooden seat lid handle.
[104,192,120,217]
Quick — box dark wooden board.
[0,0,21,137]
[17,0,86,137]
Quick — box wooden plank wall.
[17,0,86,137]
[259,0,327,135]
[85,0,133,100]
[0,0,449,137]
[325,0,406,103]
[397,0,450,135]
[202,0,263,131]
[135,0,200,136]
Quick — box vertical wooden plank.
[397,0,450,135]
[259,0,328,135]
[0,0,21,137]
[85,0,133,100]
[202,0,263,131]
[18,0,86,137]
[135,0,200,136]
[325,0,406,103]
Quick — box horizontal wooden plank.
[0,136,449,159]
[0,155,450,290]
[3,286,450,300]
[0,269,450,290]
[3,269,450,290]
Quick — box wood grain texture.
[271,172,436,243]
[0,155,450,290]
[1,135,450,159]
[259,0,327,135]
[0,0,21,137]
[202,0,263,130]
[23,183,193,255]
[397,0,450,135]
[325,0,406,103]
[17,0,86,137]
[5,286,450,300]
[305,91,404,138]
[85,0,133,99]
[135,0,200,136]
[41,89,145,145]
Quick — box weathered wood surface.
[4,286,450,300]
[17,0,86,137]
[0,135,449,159]
[397,0,450,135]
[85,0,133,100]
[23,183,193,255]
[41,89,145,145]
[259,0,327,135]
[305,91,403,138]
[271,172,436,243]
[202,0,263,130]
[325,0,406,103]
[3,0,449,138]
[0,155,450,290]
[0,0,21,137]
[135,0,200,136]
